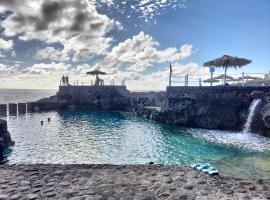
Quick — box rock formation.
[251,92,270,137]
[36,85,270,137]
[0,119,14,148]
[136,87,270,137]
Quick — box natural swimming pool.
[5,110,270,179]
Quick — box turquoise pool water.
[5,110,270,179]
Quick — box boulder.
[263,103,270,128]
[0,119,14,147]
[250,90,265,99]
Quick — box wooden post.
[169,63,172,87]
[18,103,26,114]
[8,103,17,116]
[210,71,213,87]
[185,74,189,86]
[0,104,7,117]
[224,66,228,85]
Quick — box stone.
[45,181,55,187]
[43,187,55,193]
[197,180,206,184]
[183,184,193,190]
[164,177,173,184]
[47,178,57,182]
[86,190,96,195]
[0,195,8,200]
[62,189,77,196]
[32,188,42,193]
[26,194,39,200]
[18,186,31,192]
[158,192,170,198]
[45,192,57,197]
[8,181,18,185]
[0,180,9,184]
[59,181,70,186]
[54,170,65,175]
[236,189,247,193]
[170,194,191,200]
[69,197,85,200]
[250,91,265,99]
[248,185,256,190]
[9,194,22,200]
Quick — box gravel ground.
[0,164,269,200]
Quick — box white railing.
[171,72,270,87]
[61,79,126,87]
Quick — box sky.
[0,0,269,90]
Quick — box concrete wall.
[167,86,270,99]
[58,85,130,97]
[0,104,7,117]
[57,85,131,110]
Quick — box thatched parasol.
[86,70,107,75]
[203,78,219,83]
[243,75,260,80]
[204,55,252,85]
[86,70,107,86]
[235,76,261,81]
[214,74,234,80]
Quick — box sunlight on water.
[4,110,270,179]
[190,129,270,152]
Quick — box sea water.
[4,110,270,179]
[0,89,56,104]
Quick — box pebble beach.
[0,164,269,200]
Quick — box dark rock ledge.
[0,119,14,148]
[35,86,270,137]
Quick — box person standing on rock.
[61,75,66,86]
[0,140,3,161]
[66,75,69,85]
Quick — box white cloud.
[90,0,186,23]
[22,62,70,75]
[35,47,70,62]
[0,0,121,61]
[0,63,14,74]
[0,38,14,51]
[93,32,194,72]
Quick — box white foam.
[191,129,270,152]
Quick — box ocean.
[0,89,57,104]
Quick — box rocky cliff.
[136,86,270,137]
[251,91,270,137]
[37,85,270,137]
[0,119,14,147]
[57,86,131,111]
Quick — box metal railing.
[171,72,270,87]
[61,79,126,87]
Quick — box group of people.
[94,75,104,86]
[60,74,127,86]
[61,75,69,86]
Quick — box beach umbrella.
[243,75,260,80]
[86,70,107,75]
[86,70,107,86]
[235,76,261,81]
[203,55,252,85]
[214,74,234,80]
[203,78,219,83]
